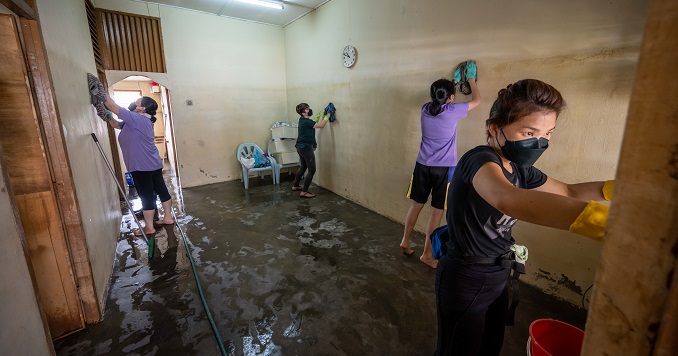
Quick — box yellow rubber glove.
[312,113,321,123]
[322,113,331,122]
[569,201,610,241]
[602,180,614,201]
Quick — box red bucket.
[528,319,584,356]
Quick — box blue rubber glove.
[465,61,477,80]
[453,66,462,83]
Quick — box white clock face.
[343,45,356,67]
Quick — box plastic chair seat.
[236,143,278,189]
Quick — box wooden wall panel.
[0,18,51,195]
[98,9,166,73]
[16,192,83,337]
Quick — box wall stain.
[534,269,583,295]
[199,169,217,179]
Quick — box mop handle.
[90,133,149,244]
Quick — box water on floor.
[55,175,586,356]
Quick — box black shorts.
[406,162,454,210]
[130,169,172,211]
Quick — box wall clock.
[343,45,356,68]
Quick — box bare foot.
[420,255,438,269]
[291,186,302,191]
[156,218,175,225]
[400,242,414,255]
[134,228,156,237]
[300,192,316,198]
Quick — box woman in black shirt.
[435,79,613,355]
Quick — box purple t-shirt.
[416,102,470,167]
[117,108,162,172]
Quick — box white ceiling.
[141,0,329,27]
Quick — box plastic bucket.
[528,319,584,356]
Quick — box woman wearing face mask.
[292,103,330,198]
[101,94,175,236]
[434,79,613,355]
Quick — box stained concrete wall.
[94,0,288,187]
[34,0,120,305]
[0,146,53,353]
[284,0,647,304]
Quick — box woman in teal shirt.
[292,103,329,198]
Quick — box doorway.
[108,75,180,188]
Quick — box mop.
[91,133,155,259]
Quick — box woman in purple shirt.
[400,77,481,268]
[103,94,174,236]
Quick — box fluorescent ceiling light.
[234,0,284,10]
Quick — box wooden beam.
[0,0,35,19]
[582,0,678,354]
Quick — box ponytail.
[427,79,456,116]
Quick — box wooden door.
[0,14,84,338]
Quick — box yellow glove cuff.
[602,180,614,201]
[313,113,321,123]
[322,113,330,122]
[569,201,609,241]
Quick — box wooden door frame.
[17,17,101,323]
[164,88,181,184]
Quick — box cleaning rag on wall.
[453,60,478,95]
[323,102,337,122]
[87,73,111,122]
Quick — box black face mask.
[499,129,549,167]
[128,103,137,111]
[307,109,313,117]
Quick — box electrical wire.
[172,208,228,356]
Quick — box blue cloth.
[323,102,337,122]
[431,225,450,260]
[253,149,271,168]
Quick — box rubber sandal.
[291,186,302,191]
[300,192,316,198]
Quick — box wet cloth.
[416,102,470,167]
[87,73,106,105]
[323,102,337,122]
[117,108,163,172]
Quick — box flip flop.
[300,192,316,198]
[156,221,175,226]
[291,186,302,191]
